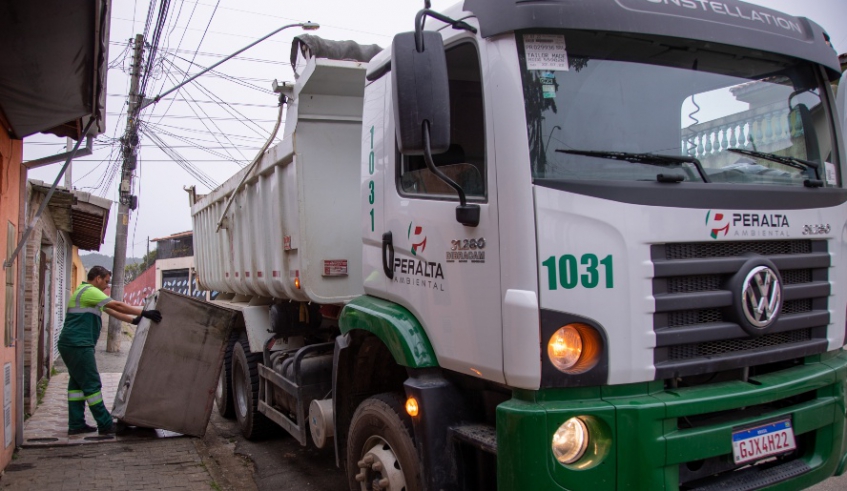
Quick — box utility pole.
[107,34,143,352]
[65,137,73,189]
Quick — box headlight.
[552,417,589,464]
[548,325,583,371]
[547,323,602,374]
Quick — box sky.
[22,0,847,259]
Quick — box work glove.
[131,309,163,324]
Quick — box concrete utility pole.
[107,34,143,352]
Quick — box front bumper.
[497,350,847,490]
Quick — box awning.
[29,180,112,251]
[0,1,110,140]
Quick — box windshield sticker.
[825,162,837,185]
[524,34,569,71]
[539,71,557,99]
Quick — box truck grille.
[652,240,829,379]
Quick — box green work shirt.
[58,282,112,347]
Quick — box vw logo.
[741,266,782,328]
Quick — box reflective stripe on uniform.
[85,392,103,406]
[74,286,92,308]
[96,298,112,308]
[67,307,102,315]
[68,390,85,402]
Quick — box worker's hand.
[131,310,163,325]
[141,310,163,323]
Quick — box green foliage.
[124,249,157,283]
[36,377,49,406]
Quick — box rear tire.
[232,333,274,440]
[346,393,422,491]
[215,330,239,419]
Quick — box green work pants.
[57,345,112,430]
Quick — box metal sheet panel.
[112,289,237,437]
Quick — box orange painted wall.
[0,121,23,468]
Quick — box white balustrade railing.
[681,104,804,161]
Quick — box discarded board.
[112,289,237,437]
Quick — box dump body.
[191,58,368,304]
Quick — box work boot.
[68,425,97,435]
[98,424,116,436]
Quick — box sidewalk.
[0,321,232,490]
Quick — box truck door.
[382,40,504,382]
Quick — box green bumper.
[497,351,847,490]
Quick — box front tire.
[232,333,273,440]
[346,393,421,491]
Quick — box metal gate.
[52,234,67,359]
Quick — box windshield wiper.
[727,148,819,174]
[556,149,710,183]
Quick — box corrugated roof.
[29,180,112,251]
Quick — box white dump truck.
[189,1,847,489]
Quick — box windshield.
[519,31,838,187]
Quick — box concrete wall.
[0,122,23,468]
[71,247,84,291]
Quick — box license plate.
[731,418,796,465]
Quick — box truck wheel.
[232,333,273,440]
[346,393,422,491]
[215,330,239,419]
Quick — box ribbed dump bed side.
[191,58,369,303]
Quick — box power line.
[161,56,279,140]
[181,0,392,39]
[155,68,249,163]
[151,0,220,125]
[109,40,290,65]
[111,15,292,46]
[142,121,283,142]
[106,93,276,107]
[107,111,280,123]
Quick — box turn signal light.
[294,276,301,289]
[405,397,419,417]
[548,323,602,374]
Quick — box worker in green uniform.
[58,265,162,435]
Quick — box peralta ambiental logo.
[408,222,426,256]
[706,210,791,239]
[393,221,444,291]
[706,210,730,239]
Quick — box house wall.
[122,265,156,306]
[0,122,23,467]
[21,191,61,415]
[71,247,84,290]
[156,256,194,290]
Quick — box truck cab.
[195,1,847,489]
[349,0,847,489]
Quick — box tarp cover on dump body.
[290,34,382,67]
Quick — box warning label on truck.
[524,34,569,71]
[322,260,348,277]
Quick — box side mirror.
[391,31,450,155]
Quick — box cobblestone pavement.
[0,438,216,490]
[23,322,179,448]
